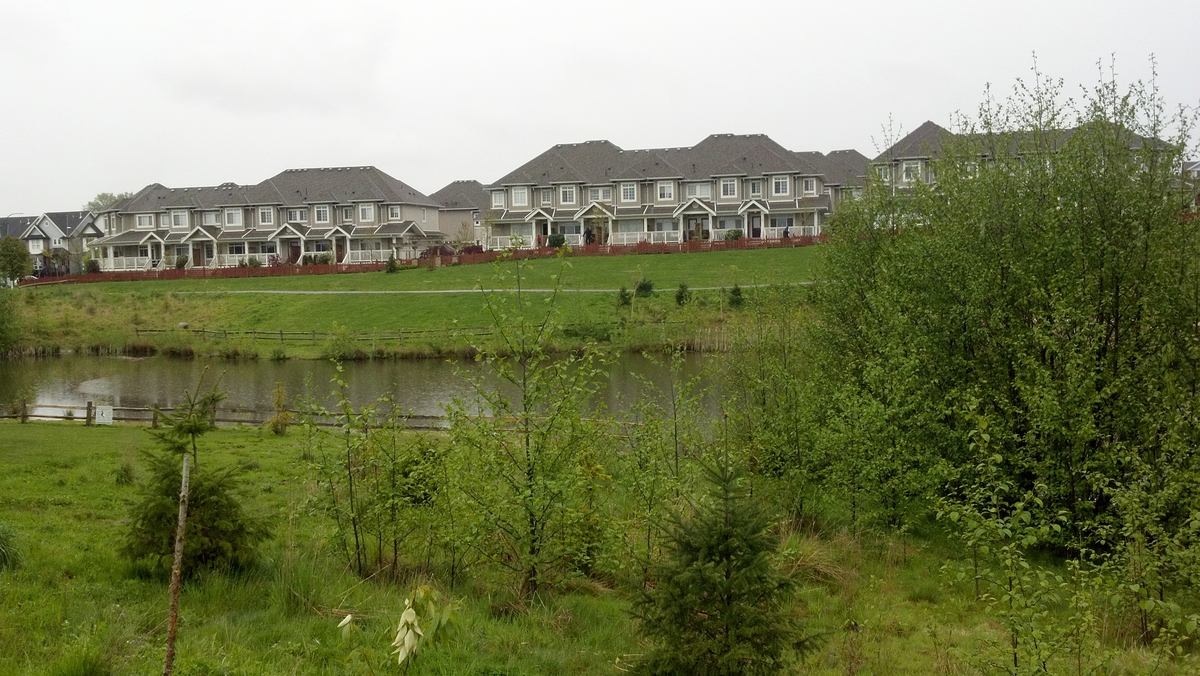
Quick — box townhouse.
[429,180,489,245]
[482,134,867,248]
[19,211,104,275]
[90,166,446,272]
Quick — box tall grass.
[0,521,20,572]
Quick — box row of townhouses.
[8,122,1189,274]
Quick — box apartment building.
[483,134,867,248]
[90,166,445,271]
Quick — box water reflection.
[0,353,722,419]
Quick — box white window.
[750,180,762,197]
[876,166,891,182]
[621,183,637,202]
[228,242,245,255]
[652,218,678,231]
[902,161,921,182]
[172,211,188,229]
[52,238,62,247]
[136,214,154,228]
[225,209,242,227]
[657,181,674,201]
[772,176,790,196]
[588,187,612,202]
[511,187,528,207]
[720,178,737,198]
[315,206,330,223]
[685,183,711,199]
[287,208,308,223]
[421,208,427,223]
[28,240,43,253]
[717,217,741,229]
[175,246,189,258]
[359,204,375,221]
[389,205,401,220]
[492,191,506,209]
[540,189,553,206]
[770,216,795,229]
[160,214,170,227]
[342,206,354,222]
[259,242,277,254]
[137,245,149,258]
[202,212,219,226]
[560,185,576,204]
[803,178,816,194]
[258,207,274,226]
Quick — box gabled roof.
[0,216,36,239]
[429,180,489,212]
[821,149,870,187]
[42,211,94,237]
[253,166,441,208]
[874,121,952,162]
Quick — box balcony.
[102,256,151,271]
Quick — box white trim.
[287,207,309,223]
[358,203,375,222]
[771,175,790,197]
[224,208,243,228]
[559,185,576,205]
[540,188,553,206]
[720,178,738,198]
[656,181,674,201]
[388,205,401,220]
[620,182,637,203]
[258,207,275,226]
[511,186,528,208]
[315,205,330,224]
[750,179,763,197]
[492,191,506,209]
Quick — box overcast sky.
[1,0,1196,214]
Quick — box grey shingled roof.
[0,216,36,239]
[874,121,952,162]
[429,180,490,212]
[43,211,94,237]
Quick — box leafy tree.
[633,453,805,675]
[445,253,612,595]
[84,191,133,211]
[0,236,31,283]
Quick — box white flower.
[337,614,353,628]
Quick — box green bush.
[548,233,566,248]
[316,253,333,265]
[83,258,101,274]
[617,286,632,307]
[728,284,744,308]
[635,279,654,297]
[174,255,188,269]
[386,254,399,273]
[247,257,262,268]
[675,282,692,306]
[724,229,743,241]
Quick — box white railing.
[218,253,271,268]
[103,256,150,271]
[711,229,732,241]
[761,226,789,240]
[562,233,583,246]
[347,250,389,263]
[489,236,534,250]
[611,231,648,245]
[648,230,682,244]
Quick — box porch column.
[814,211,821,236]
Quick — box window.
[228,242,245,255]
[588,187,612,202]
[875,166,891,182]
[175,245,189,258]
[202,212,219,226]
[685,183,711,199]
[136,214,154,228]
[342,206,354,222]
[137,245,149,258]
[750,180,762,197]
[160,214,170,227]
[772,176,790,196]
[559,185,576,204]
[225,209,242,227]
[652,218,678,231]
[540,189,553,206]
[510,187,528,208]
[315,206,330,223]
[770,215,794,229]
[287,208,308,223]
[258,208,274,226]
[657,181,674,201]
[717,217,741,230]
[621,183,637,202]
[52,238,62,247]
[28,240,43,254]
[720,178,737,198]
[308,240,330,253]
[389,205,401,219]
[803,178,816,194]
[902,161,921,182]
[258,242,277,254]
[492,191,506,209]
[421,208,427,223]
[172,211,188,229]
[359,204,374,221]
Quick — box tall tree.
[84,191,133,211]
[0,236,31,283]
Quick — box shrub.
[316,253,333,265]
[84,258,101,274]
[114,460,136,486]
[633,456,805,675]
[174,255,188,269]
[675,282,692,306]
[269,345,287,361]
[458,244,484,255]
[419,245,455,259]
[548,233,566,248]
[635,279,654,297]
[247,257,262,268]
[728,284,744,308]
[0,521,20,573]
[617,286,633,307]
[724,228,743,241]
[386,254,399,273]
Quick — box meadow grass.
[0,419,1178,674]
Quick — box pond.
[0,352,723,421]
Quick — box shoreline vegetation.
[7,247,818,360]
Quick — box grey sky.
[1,0,1196,215]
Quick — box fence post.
[152,404,160,429]
[20,401,28,424]
[86,401,94,426]
[279,330,284,344]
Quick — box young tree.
[633,453,805,675]
[0,236,31,283]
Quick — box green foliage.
[633,454,805,675]
[173,255,188,269]
[83,258,101,274]
[0,236,32,282]
[386,254,399,273]
[727,284,744,308]
[322,322,368,360]
[0,520,21,573]
[0,289,20,354]
[247,257,262,268]
[724,229,743,241]
[120,382,268,577]
[548,233,566,248]
[635,279,654,297]
[267,381,291,435]
[446,254,613,595]
[83,191,132,211]
[617,286,632,307]
[674,282,691,306]
[113,459,136,486]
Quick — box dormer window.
[621,183,637,202]
[492,191,506,209]
[511,187,528,208]
[750,180,762,197]
[720,178,737,198]
[657,181,674,201]
[588,187,612,202]
[685,183,711,199]
[171,210,188,229]
[540,189,553,206]
[258,207,274,226]
[559,185,576,205]
[803,178,817,195]
[287,208,308,223]
[315,206,330,224]
[359,204,375,222]
[772,176,790,196]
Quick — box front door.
[750,214,762,239]
[289,243,301,264]
[336,240,345,264]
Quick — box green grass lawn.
[0,420,1173,674]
